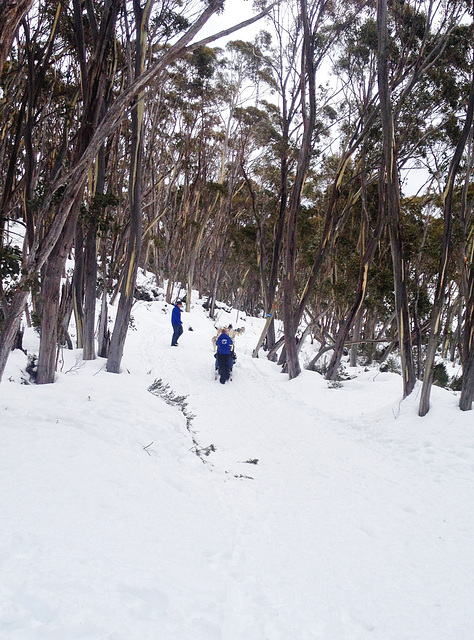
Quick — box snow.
[1,280,474,640]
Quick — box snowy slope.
[1,284,474,640]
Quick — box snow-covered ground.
[1,280,474,640]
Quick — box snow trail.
[1,293,474,639]
[128,299,474,640]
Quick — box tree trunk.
[460,246,474,410]
[252,304,277,358]
[97,285,110,358]
[83,143,108,361]
[82,224,98,360]
[419,73,474,414]
[282,0,316,380]
[72,222,85,349]
[107,0,152,373]
[0,290,28,379]
[36,193,84,384]
[326,160,380,379]
[377,0,415,398]
[36,0,122,383]
[325,223,382,380]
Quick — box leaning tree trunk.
[377,0,416,398]
[0,290,28,380]
[325,152,377,378]
[266,115,289,353]
[97,229,112,358]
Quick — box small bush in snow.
[433,362,449,388]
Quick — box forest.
[0,0,474,415]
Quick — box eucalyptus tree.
[320,11,381,380]
[203,36,277,318]
[460,223,474,409]
[377,0,417,397]
[250,4,302,356]
[382,0,471,399]
[0,2,72,340]
[273,1,378,376]
[106,0,155,373]
[138,34,273,315]
[235,0,349,372]
[406,18,474,413]
[137,45,226,304]
[316,0,469,396]
[35,0,124,384]
[419,73,474,413]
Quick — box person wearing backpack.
[215,327,233,384]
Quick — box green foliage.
[150,9,190,39]
[233,105,276,147]
[204,181,228,197]
[190,47,219,80]
[433,362,449,388]
[148,378,215,460]
[450,375,463,391]
[336,17,378,71]
[415,285,431,319]
[226,39,276,90]
[385,356,402,375]
[0,245,22,279]
[148,378,192,421]
[80,193,120,235]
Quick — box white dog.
[211,325,245,351]
[227,324,245,341]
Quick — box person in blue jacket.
[171,301,183,346]
[215,327,234,384]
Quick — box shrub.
[449,375,463,391]
[433,362,449,388]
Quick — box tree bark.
[107,0,152,373]
[460,243,474,410]
[282,0,316,380]
[36,0,123,383]
[325,212,383,380]
[377,0,416,398]
[419,73,474,415]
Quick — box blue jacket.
[216,333,233,354]
[171,304,182,326]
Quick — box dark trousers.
[171,324,183,345]
[215,352,235,370]
[217,353,232,383]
